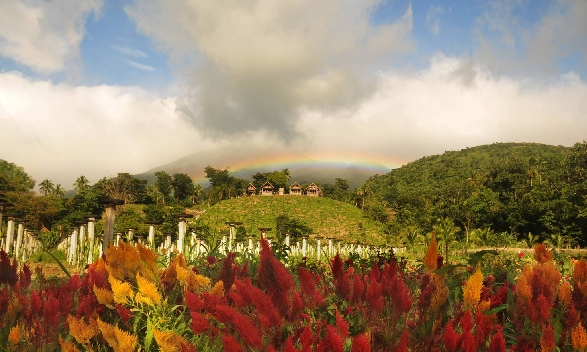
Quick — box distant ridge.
[136,146,390,190]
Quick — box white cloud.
[426,5,444,35]
[126,0,414,140]
[2,54,585,187]
[0,0,102,74]
[124,59,156,72]
[111,45,149,58]
[0,71,209,186]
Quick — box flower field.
[1,237,587,352]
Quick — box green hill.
[194,195,388,245]
[361,142,587,246]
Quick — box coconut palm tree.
[73,175,90,192]
[39,179,54,196]
[52,184,65,198]
[433,217,461,262]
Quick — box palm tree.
[39,179,54,196]
[433,217,461,262]
[52,184,65,198]
[470,227,497,248]
[73,175,90,192]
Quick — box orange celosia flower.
[558,281,572,306]
[8,326,21,345]
[463,266,484,309]
[515,265,533,302]
[424,233,439,272]
[153,328,190,352]
[574,259,587,284]
[108,276,135,305]
[534,243,553,264]
[59,336,82,352]
[67,315,98,344]
[430,274,448,313]
[105,242,142,280]
[136,273,161,306]
[572,322,587,351]
[211,281,225,297]
[137,243,159,279]
[93,285,114,309]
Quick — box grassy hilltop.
[194,195,387,245]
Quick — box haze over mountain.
[137,145,390,190]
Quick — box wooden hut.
[246,183,257,196]
[289,182,302,195]
[306,183,321,197]
[261,182,274,196]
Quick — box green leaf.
[145,318,153,351]
[435,263,466,275]
[482,304,508,315]
[42,249,70,278]
[467,250,498,266]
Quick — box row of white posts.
[3,199,394,267]
[0,215,42,262]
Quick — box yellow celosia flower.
[176,264,191,283]
[108,276,135,305]
[105,242,142,280]
[67,315,98,344]
[93,285,114,309]
[211,281,225,297]
[184,271,212,293]
[572,322,587,351]
[97,318,138,352]
[424,233,439,272]
[153,328,190,352]
[113,327,138,351]
[8,326,21,345]
[463,266,483,309]
[136,273,161,306]
[59,336,82,352]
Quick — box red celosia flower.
[366,280,383,314]
[301,325,314,352]
[317,325,344,352]
[282,337,299,352]
[489,326,506,352]
[18,264,32,290]
[335,309,349,338]
[233,278,281,328]
[190,311,210,334]
[0,251,18,287]
[218,252,237,296]
[474,309,492,348]
[222,334,244,352]
[207,256,217,265]
[298,266,324,307]
[442,323,459,352]
[460,309,474,333]
[540,323,556,352]
[116,303,133,324]
[393,329,409,352]
[212,304,263,349]
[351,333,371,352]
[332,254,344,282]
[291,290,304,318]
[185,290,205,312]
[459,330,476,352]
[43,295,60,326]
[257,239,294,317]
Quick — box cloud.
[124,59,156,72]
[112,45,149,58]
[126,0,414,141]
[426,5,444,35]
[0,71,207,186]
[0,0,102,74]
[473,0,587,75]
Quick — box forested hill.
[361,142,587,246]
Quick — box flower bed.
[1,236,587,351]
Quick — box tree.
[0,159,36,193]
[39,179,55,196]
[275,214,312,242]
[52,184,65,198]
[433,217,461,261]
[155,171,173,204]
[73,175,90,192]
[172,173,194,203]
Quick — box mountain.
[136,146,390,190]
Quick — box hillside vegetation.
[361,142,587,247]
[195,195,387,244]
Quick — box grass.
[191,195,388,245]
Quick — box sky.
[1,0,586,188]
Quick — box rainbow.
[191,151,408,184]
